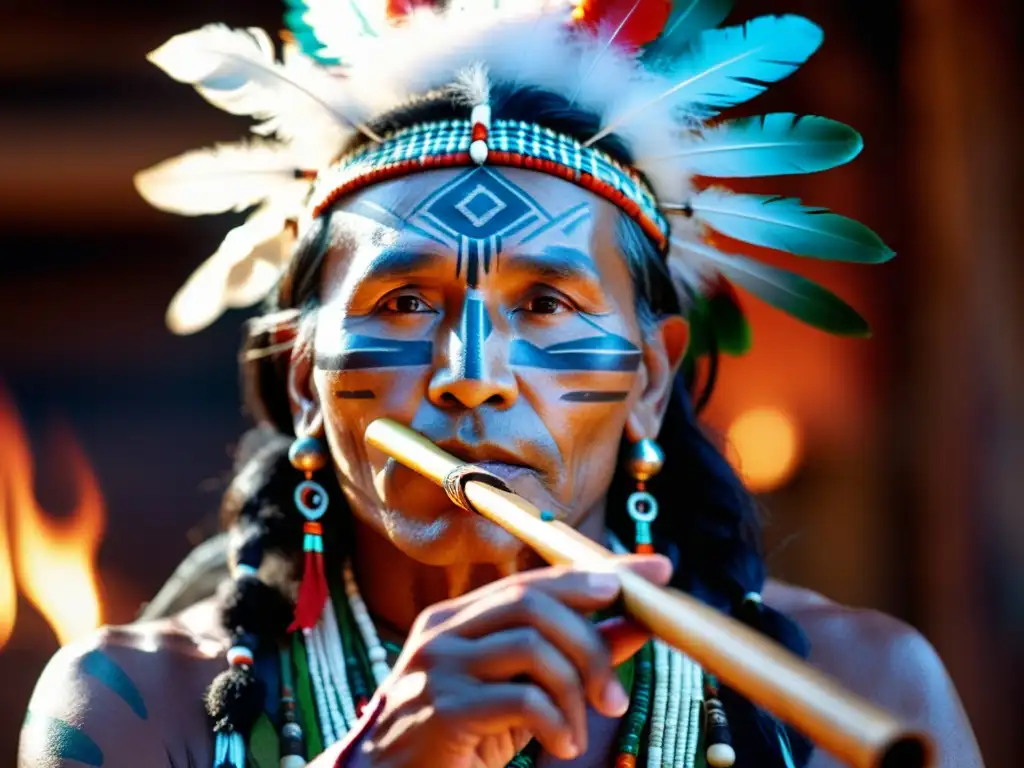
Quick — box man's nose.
[427,291,518,410]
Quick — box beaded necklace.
[275,561,708,768]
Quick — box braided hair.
[204,83,814,768]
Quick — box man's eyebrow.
[501,246,601,282]
[360,249,448,282]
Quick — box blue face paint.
[510,334,642,372]
[316,336,432,371]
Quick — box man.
[19,1,983,766]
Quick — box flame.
[0,458,15,649]
[0,389,106,648]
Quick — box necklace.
[285,560,706,768]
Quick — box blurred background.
[1,0,1021,764]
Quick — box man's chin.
[382,502,527,567]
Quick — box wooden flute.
[364,418,933,768]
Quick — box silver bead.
[627,438,664,482]
[289,436,328,473]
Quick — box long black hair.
[208,83,814,768]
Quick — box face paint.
[335,389,377,399]
[315,335,433,371]
[309,167,662,570]
[509,333,642,372]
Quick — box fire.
[0,388,106,649]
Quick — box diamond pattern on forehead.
[418,168,546,239]
[455,185,508,228]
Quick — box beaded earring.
[626,438,664,554]
[288,436,331,632]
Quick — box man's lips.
[431,439,542,478]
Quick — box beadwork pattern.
[309,120,670,250]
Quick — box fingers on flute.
[435,683,579,760]
[610,553,674,585]
[597,615,652,667]
[437,576,630,719]
[465,628,589,755]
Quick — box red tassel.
[289,544,329,632]
[572,0,672,49]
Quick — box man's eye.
[380,294,434,314]
[524,295,569,315]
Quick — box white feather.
[134,140,310,216]
[147,24,375,145]
[450,62,491,107]
[166,206,291,335]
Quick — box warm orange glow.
[0,465,15,649]
[726,407,802,493]
[0,389,106,647]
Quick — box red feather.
[572,0,672,49]
[289,548,329,632]
[387,0,436,20]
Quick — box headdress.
[135,0,892,366]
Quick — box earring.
[288,435,331,632]
[626,438,663,554]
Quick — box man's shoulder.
[763,579,938,672]
[763,580,983,768]
[18,600,226,767]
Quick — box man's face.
[294,167,684,567]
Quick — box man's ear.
[626,315,689,442]
[287,320,324,437]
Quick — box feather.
[450,62,491,107]
[587,15,822,145]
[573,0,672,50]
[283,6,342,65]
[283,0,389,66]
[706,277,751,354]
[688,188,895,263]
[166,206,290,335]
[133,140,309,216]
[650,113,862,176]
[640,0,732,63]
[147,24,380,144]
[569,0,651,105]
[671,238,870,335]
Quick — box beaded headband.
[135,0,894,370]
[309,119,670,250]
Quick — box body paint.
[23,711,104,766]
[80,650,148,720]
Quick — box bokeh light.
[725,407,802,493]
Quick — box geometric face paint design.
[333,168,637,404]
[405,168,592,382]
[509,334,642,372]
[315,336,432,371]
